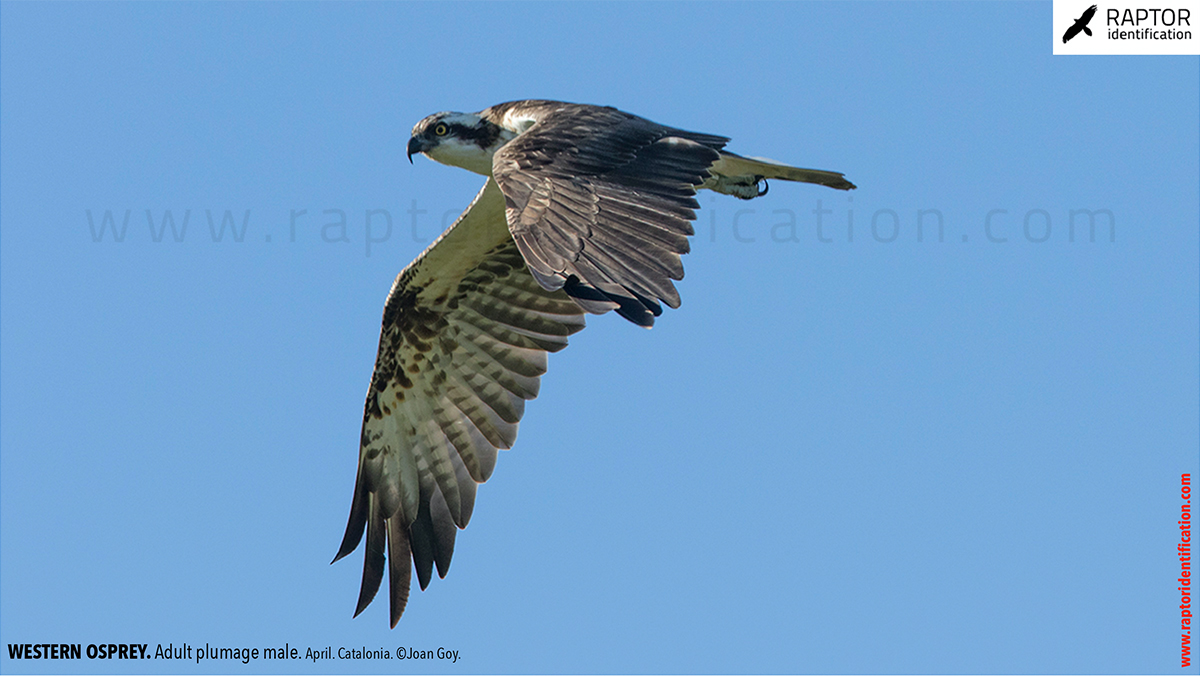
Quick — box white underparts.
[426,137,500,176]
[700,173,764,200]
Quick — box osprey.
[333,100,855,626]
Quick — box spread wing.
[333,179,585,627]
[491,103,727,327]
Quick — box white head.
[406,111,515,176]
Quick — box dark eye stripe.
[446,121,502,149]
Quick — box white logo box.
[1054,0,1200,54]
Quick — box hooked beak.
[406,136,428,164]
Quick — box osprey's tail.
[702,151,856,198]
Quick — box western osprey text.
[333,100,855,626]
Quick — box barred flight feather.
[339,99,855,626]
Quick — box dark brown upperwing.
[492,103,726,327]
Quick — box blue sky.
[1,2,1196,674]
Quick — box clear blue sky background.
[2,2,1197,674]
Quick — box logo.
[1053,0,1199,55]
[1063,4,1099,42]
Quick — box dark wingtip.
[562,276,659,327]
[332,523,363,564]
[615,300,657,327]
[387,517,412,628]
[333,476,369,564]
[410,501,436,591]
[352,496,386,619]
[353,578,380,619]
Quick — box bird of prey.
[332,100,856,626]
[1063,4,1098,42]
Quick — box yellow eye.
[434,124,448,136]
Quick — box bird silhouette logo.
[1063,4,1098,42]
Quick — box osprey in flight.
[333,100,855,626]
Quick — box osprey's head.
[407,111,513,176]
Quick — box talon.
[755,176,769,197]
